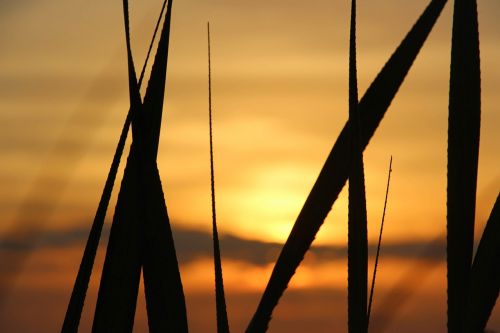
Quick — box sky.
[0,0,499,332]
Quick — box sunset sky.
[0,0,499,332]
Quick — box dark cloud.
[0,224,446,267]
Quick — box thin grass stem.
[208,21,230,333]
[367,156,393,328]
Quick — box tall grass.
[60,2,168,331]
[446,0,481,332]
[207,22,230,333]
[247,1,447,331]
[347,0,368,332]
[139,2,188,331]
[92,0,188,331]
[61,1,168,332]
[61,0,500,332]
[367,156,392,328]
[91,0,145,329]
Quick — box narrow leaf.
[137,1,189,331]
[247,1,448,331]
[141,164,188,333]
[446,0,481,331]
[347,0,368,332]
[91,148,144,333]
[367,156,393,328]
[141,0,174,158]
[208,22,231,333]
[466,194,499,332]
[91,1,144,331]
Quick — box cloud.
[0,224,446,267]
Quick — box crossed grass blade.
[247,1,448,331]
[88,0,186,331]
[61,1,167,332]
[90,0,147,331]
[128,0,188,331]
[347,0,368,332]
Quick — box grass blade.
[141,0,174,158]
[137,1,169,88]
[208,22,230,333]
[247,1,448,331]
[91,149,144,332]
[141,164,188,333]
[347,1,368,332]
[136,1,189,331]
[91,1,145,331]
[367,156,393,328]
[60,2,168,332]
[446,0,481,331]
[93,1,188,331]
[466,193,499,332]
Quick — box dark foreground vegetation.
[62,0,499,332]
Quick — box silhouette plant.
[367,156,393,328]
[93,0,188,331]
[61,1,168,332]
[61,0,499,332]
[447,0,481,332]
[63,0,188,332]
[207,21,231,333]
[247,0,447,330]
[446,0,500,330]
[346,1,368,332]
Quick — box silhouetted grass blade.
[247,1,447,331]
[367,156,392,328]
[347,1,368,332]
[123,1,143,114]
[91,1,144,332]
[466,194,499,332]
[138,1,189,331]
[61,2,168,332]
[208,22,230,333]
[92,147,144,333]
[60,114,134,333]
[141,163,188,333]
[446,0,481,331]
[138,0,169,88]
[142,0,173,159]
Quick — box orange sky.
[0,0,499,332]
